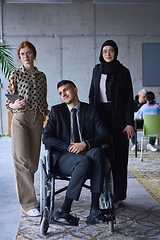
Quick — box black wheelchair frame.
[40,146,116,235]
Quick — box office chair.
[140,114,160,161]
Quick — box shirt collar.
[67,102,81,112]
[20,65,39,74]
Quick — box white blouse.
[99,74,110,103]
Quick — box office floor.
[1,136,160,240]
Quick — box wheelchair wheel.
[99,158,115,232]
[99,190,109,209]
[40,217,49,235]
[40,157,47,214]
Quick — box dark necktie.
[71,108,80,143]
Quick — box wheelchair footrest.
[49,210,79,226]
[101,209,116,222]
[101,208,114,215]
[106,214,116,222]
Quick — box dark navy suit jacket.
[42,102,109,166]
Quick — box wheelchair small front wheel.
[40,217,49,235]
[109,220,114,232]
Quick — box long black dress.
[89,63,134,202]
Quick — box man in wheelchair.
[42,80,110,226]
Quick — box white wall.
[1,0,160,134]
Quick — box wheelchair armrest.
[101,144,109,150]
[44,145,52,151]
[43,145,57,175]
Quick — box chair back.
[143,114,160,137]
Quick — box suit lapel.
[62,104,71,140]
[79,102,85,133]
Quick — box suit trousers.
[11,110,44,211]
[56,147,104,201]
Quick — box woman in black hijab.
[89,40,135,207]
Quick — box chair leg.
[140,136,143,161]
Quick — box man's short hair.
[138,89,147,95]
[57,80,77,89]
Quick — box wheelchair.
[40,145,116,235]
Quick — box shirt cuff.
[84,140,90,149]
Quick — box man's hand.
[123,125,135,140]
[68,142,86,154]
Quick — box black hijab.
[99,40,123,75]
[99,40,124,114]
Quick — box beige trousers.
[11,110,44,211]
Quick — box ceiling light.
[6,0,72,3]
[93,0,157,4]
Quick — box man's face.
[139,93,146,104]
[58,83,78,105]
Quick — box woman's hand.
[123,125,135,140]
[9,98,28,110]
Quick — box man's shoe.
[86,208,108,225]
[147,143,157,152]
[25,208,41,217]
[53,211,79,226]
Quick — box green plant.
[0,43,16,135]
[0,43,16,80]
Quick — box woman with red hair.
[6,41,49,216]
